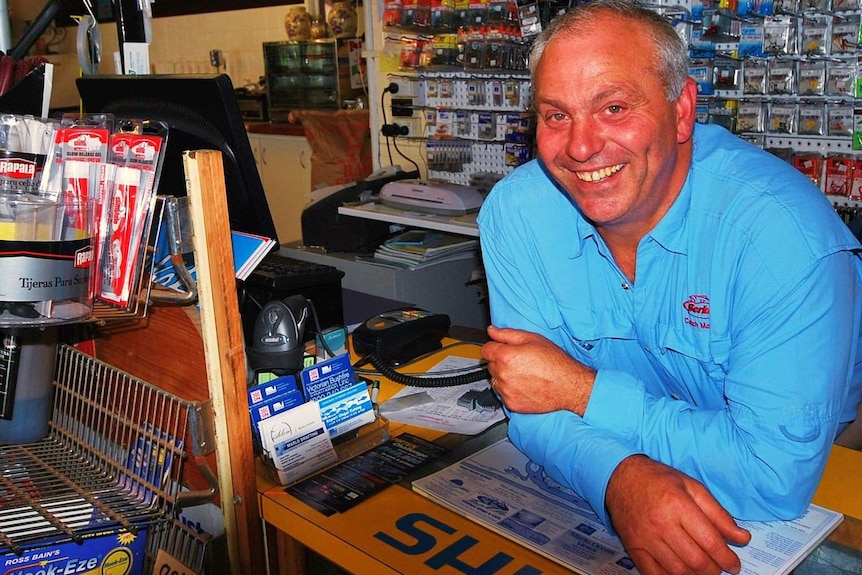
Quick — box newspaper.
[379,355,505,435]
[412,438,843,575]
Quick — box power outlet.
[391,97,415,117]
[397,117,422,137]
[389,77,418,97]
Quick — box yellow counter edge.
[813,444,862,520]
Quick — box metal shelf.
[338,202,479,237]
[0,345,216,560]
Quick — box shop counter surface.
[257,338,862,575]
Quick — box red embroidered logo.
[683,294,710,329]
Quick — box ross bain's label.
[0,238,92,300]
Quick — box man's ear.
[675,77,699,144]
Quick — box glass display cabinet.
[263,38,363,117]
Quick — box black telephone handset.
[352,308,451,365]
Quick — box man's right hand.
[606,455,751,575]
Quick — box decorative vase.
[284,6,312,41]
[327,1,358,39]
[310,16,329,39]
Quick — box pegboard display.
[382,70,534,182]
[375,0,862,209]
[661,0,862,208]
[426,140,512,186]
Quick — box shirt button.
[621,283,630,290]
[643,346,651,353]
[671,394,680,400]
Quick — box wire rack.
[144,519,219,574]
[0,344,206,559]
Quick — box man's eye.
[550,112,567,121]
[607,105,623,114]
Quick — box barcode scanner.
[246,294,309,375]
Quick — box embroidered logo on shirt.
[683,294,710,329]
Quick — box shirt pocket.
[655,322,730,390]
[559,304,635,367]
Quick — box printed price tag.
[153,549,196,575]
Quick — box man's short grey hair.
[529,0,690,102]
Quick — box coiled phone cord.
[361,353,490,388]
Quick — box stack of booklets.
[370,230,479,270]
[232,230,277,281]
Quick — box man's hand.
[607,455,752,575]
[481,325,596,415]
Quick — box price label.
[154,550,196,575]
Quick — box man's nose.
[565,118,603,162]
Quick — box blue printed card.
[248,375,299,406]
[299,354,356,402]
[249,387,305,428]
[317,381,375,438]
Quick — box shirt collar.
[552,126,697,260]
[640,124,701,256]
[647,172,691,255]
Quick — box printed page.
[413,438,842,575]
[379,355,504,435]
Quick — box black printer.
[301,166,419,253]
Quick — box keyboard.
[246,252,345,291]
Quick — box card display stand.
[259,414,391,487]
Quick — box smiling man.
[477,1,862,574]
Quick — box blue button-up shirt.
[478,123,862,529]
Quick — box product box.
[0,524,148,575]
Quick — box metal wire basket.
[143,518,220,575]
[0,344,216,565]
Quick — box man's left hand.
[606,455,752,575]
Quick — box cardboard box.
[0,525,148,575]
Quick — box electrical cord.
[306,298,337,359]
[380,83,396,166]
[391,134,421,174]
[380,82,421,173]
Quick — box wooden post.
[183,150,265,574]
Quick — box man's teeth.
[576,164,623,182]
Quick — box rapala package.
[0,113,167,325]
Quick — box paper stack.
[371,230,479,270]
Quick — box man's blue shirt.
[478,123,862,529]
